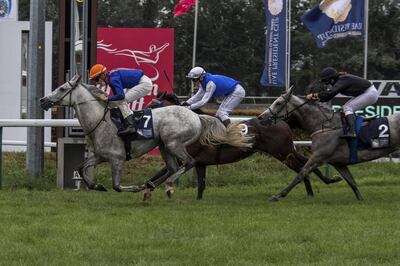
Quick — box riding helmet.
[186,66,206,79]
[89,64,107,80]
[320,67,338,82]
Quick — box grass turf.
[1,152,399,265]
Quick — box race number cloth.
[110,108,154,139]
[136,108,154,139]
[345,116,390,163]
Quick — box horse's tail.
[198,115,253,148]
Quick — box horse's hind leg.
[333,165,363,200]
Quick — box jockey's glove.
[181,101,190,106]
[306,93,319,101]
[99,94,108,102]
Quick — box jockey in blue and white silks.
[89,64,153,136]
[184,66,246,126]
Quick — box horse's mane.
[157,91,180,105]
[82,83,108,101]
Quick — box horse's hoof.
[95,184,107,192]
[132,185,145,193]
[330,175,342,183]
[269,195,280,202]
[165,187,174,199]
[143,189,151,201]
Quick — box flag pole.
[286,0,291,89]
[191,0,199,95]
[363,0,369,79]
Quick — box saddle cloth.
[110,108,154,139]
[344,116,390,163]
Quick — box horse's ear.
[286,85,294,96]
[70,74,81,84]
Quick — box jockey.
[182,66,246,127]
[89,64,153,136]
[306,67,378,139]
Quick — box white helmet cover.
[186,66,206,79]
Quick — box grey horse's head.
[258,86,295,122]
[40,74,81,110]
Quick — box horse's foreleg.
[293,152,342,184]
[78,153,107,191]
[283,153,314,197]
[271,158,321,201]
[333,165,363,200]
[195,164,206,200]
[110,159,140,192]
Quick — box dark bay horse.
[258,86,400,201]
[142,92,342,200]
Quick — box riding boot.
[118,114,138,136]
[222,119,231,127]
[341,114,356,139]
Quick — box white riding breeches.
[109,75,153,119]
[215,84,246,122]
[108,100,133,119]
[125,75,153,103]
[342,85,378,115]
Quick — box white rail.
[0,119,80,127]
[0,119,312,147]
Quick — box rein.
[269,94,310,121]
[269,94,341,133]
[58,82,110,136]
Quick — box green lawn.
[1,152,400,265]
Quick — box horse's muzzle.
[40,97,54,111]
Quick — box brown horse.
[141,92,342,200]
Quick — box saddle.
[341,114,390,163]
[110,108,154,161]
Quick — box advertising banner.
[260,0,287,87]
[97,28,174,111]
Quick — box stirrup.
[118,127,137,136]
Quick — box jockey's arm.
[186,86,205,105]
[318,79,345,102]
[107,77,125,101]
[188,81,216,110]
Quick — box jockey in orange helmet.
[89,64,153,136]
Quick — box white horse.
[40,75,252,193]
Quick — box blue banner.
[301,0,365,48]
[260,0,287,87]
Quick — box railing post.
[0,127,3,189]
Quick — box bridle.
[267,94,310,121]
[267,93,340,133]
[55,81,110,136]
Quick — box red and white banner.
[97,28,174,111]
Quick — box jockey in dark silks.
[89,64,153,136]
[307,67,378,139]
[182,66,246,127]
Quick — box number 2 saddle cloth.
[344,116,390,163]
